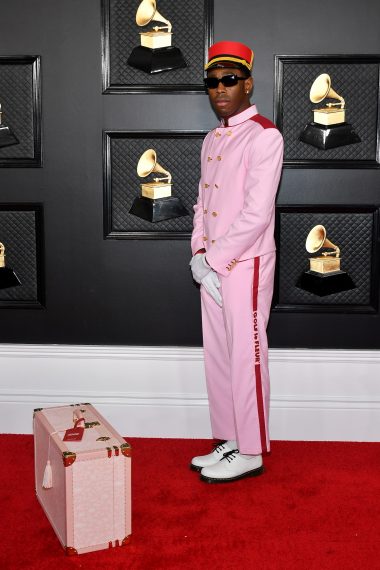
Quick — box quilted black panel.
[277,210,375,307]
[0,208,42,306]
[105,0,211,89]
[106,132,205,236]
[279,60,379,162]
[0,57,41,165]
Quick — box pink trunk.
[34,404,132,555]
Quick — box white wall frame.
[0,344,379,441]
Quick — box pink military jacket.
[191,104,283,277]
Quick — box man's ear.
[245,76,253,95]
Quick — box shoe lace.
[222,449,239,463]
[213,440,229,455]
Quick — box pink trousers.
[200,252,276,455]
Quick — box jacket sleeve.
[205,127,283,276]
[190,179,205,255]
[191,134,211,255]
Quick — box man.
[189,41,283,483]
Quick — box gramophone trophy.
[127,0,187,74]
[299,73,361,150]
[0,103,19,149]
[0,242,21,290]
[129,148,188,222]
[296,225,356,296]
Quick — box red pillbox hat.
[205,41,254,72]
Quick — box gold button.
[214,184,219,189]
[212,211,217,217]
[226,131,232,136]
[204,183,209,188]
[215,132,221,138]
[207,156,212,162]
[217,156,222,161]
[204,209,208,214]
[211,240,216,244]
[203,236,208,241]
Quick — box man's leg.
[222,253,275,455]
[190,285,237,471]
[200,284,235,441]
[200,253,275,482]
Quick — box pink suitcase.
[33,403,132,555]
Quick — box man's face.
[206,66,253,120]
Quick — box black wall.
[1,0,379,348]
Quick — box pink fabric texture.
[200,253,276,454]
[191,105,283,277]
[192,105,283,455]
[34,404,131,554]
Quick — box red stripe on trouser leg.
[252,256,268,454]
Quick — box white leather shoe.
[190,441,235,472]
[200,450,264,483]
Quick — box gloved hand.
[190,253,211,284]
[201,270,223,307]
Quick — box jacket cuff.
[205,249,237,276]
[191,239,205,256]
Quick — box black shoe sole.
[200,465,264,483]
[189,463,202,472]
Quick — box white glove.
[201,270,222,307]
[190,253,211,284]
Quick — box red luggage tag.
[63,418,85,442]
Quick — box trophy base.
[296,270,356,297]
[0,125,19,149]
[0,267,21,290]
[127,46,187,74]
[309,256,340,274]
[129,196,188,223]
[299,122,361,150]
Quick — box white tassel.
[42,460,53,489]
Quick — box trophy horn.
[305,225,340,258]
[310,73,345,108]
[0,242,21,289]
[137,148,172,183]
[136,0,172,33]
[0,242,5,268]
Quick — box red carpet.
[1,436,380,569]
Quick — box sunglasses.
[204,74,247,89]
